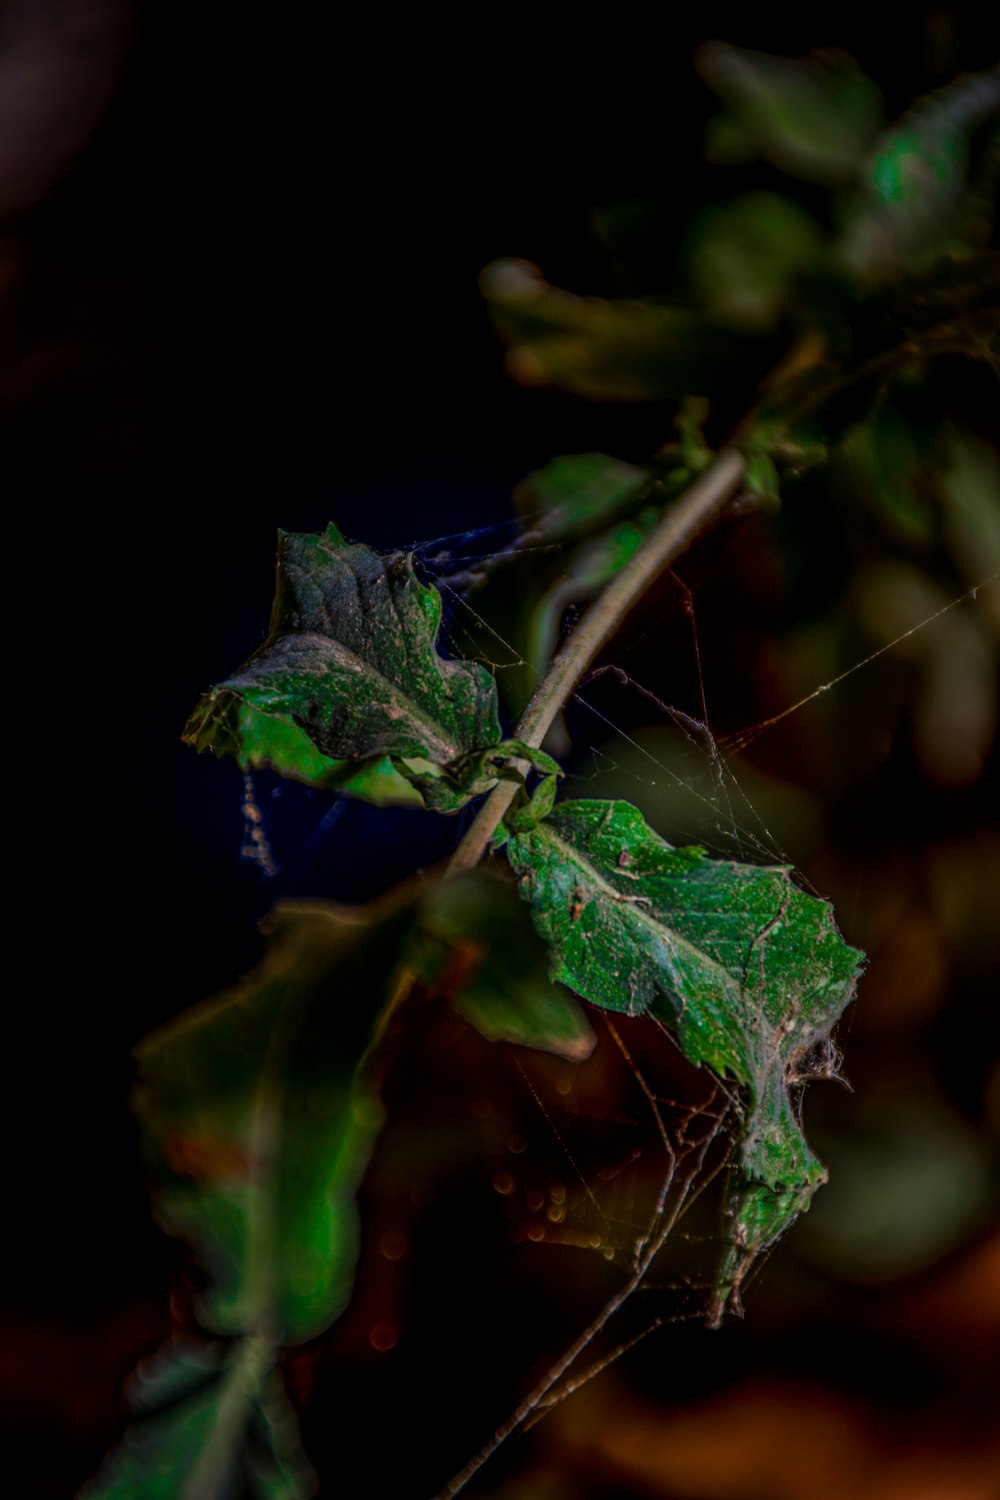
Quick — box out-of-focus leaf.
[686,192,825,332]
[743,450,781,506]
[128,1336,229,1413]
[136,899,411,1343]
[844,403,938,549]
[939,426,1000,622]
[493,451,699,738]
[480,258,764,400]
[798,1091,996,1279]
[697,44,885,186]
[514,452,648,542]
[507,799,863,1317]
[854,558,997,786]
[82,1337,315,1500]
[524,508,663,690]
[246,1371,320,1499]
[759,254,1000,444]
[839,66,1000,282]
[569,725,827,867]
[675,396,714,473]
[414,870,596,1061]
[513,452,697,701]
[184,524,503,812]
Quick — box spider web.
[415,511,995,1497]
[233,503,996,1496]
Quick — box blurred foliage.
[697,44,887,186]
[88,874,595,1496]
[83,41,999,1500]
[483,50,999,414]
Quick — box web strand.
[719,570,998,757]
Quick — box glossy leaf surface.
[507,799,864,1312]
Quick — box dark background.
[3,4,998,1496]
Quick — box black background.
[3,4,998,1495]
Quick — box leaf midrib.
[529,823,747,1021]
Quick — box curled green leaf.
[184,524,503,812]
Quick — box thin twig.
[447,447,747,874]
[432,1089,732,1499]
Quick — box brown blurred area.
[2,3,997,1497]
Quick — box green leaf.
[81,1336,315,1500]
[525,508,663,690]
[183,693,423,805]
[506,799,864,1314]
[135,899,411,1344]
[415,870,596,1061]
[743,450,781,507]
[697,44,885,186]
[246,1370,320,1499]
[515,452,649,542]
[839,67,1000,282]
[939,425,1000,588]
[395,739,561,813]
[845,403,939,548]
[499,772,561,840]
[512,453,687,711]
[674,397,713,473]
[686,192,825,332]
[482,739,564,781]
[480,259,765,400]
[184,524,502,811]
